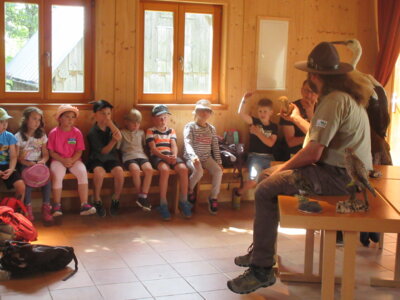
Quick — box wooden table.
[374,165,400,180]
[370,177,400,287]
[278,193,400,300]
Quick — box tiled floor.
[1,202,400,300]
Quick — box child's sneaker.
[158,204,171,221]
[208,198,218,215]
[188,193,196,207]
[25,204,34,221]
[41,203,54,224]
[232,188,241,210]
[179,201,192,219]
[136,197,151,211]
[110,199,120,216]
[80,203,96,216]
[94,201,106,217]
[52,204,63,217]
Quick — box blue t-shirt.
[0,131,17,165]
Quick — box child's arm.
[49,149,67,165]
[1,144,18,179]
[148,140,171,162]
[211,126,222,166]
[238,92,254,125]
[16,145,35,167]
[249,125,277,148]
[37,143,50,164]
[183,124,199,163]
[101,124,122,155]
[70,150,83,164]
[170,139,178,164]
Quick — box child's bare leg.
[13,179,25,201]
[174,163,189,200]
[111,166,124,199]
[238,179,257,195]
[141,162,153,194]
[93,166,106,202]
[129,163,142,192]
[78,183,89,204]
[158,162,170,204]
[52,189,62,204]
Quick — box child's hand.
[249,124,261,136]
[63,158,73,168]
[243,92,253,99]
[22,159,36,167]
[193,158,201,168]
[112,130,122,141]
[168,155,177,165]
[1,169,13,180]
[37,159,46,165]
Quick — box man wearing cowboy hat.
[227,42,373,294]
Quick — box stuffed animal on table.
[290,171,322,213]
[336,147,376,213]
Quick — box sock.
[160,198,168,205]
[139,193,147,198]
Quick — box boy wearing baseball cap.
[0,107,25,201]
[146,105,192,220]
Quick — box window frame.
[0,0,94,103]
[137,0,222,104]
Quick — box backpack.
[219,139,247,186]
[0,240,78,281]
[0,206,37,242]
[223,129,240,145]
[0,197,28,216]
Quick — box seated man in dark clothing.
[227,42,374,294]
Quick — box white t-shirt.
[15,132,48,162]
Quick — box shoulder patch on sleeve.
[316,119,328,128]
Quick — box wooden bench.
[13,168,244,214]
[278,192,400,300]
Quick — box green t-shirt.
[304,90,372,170]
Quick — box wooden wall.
[5,0,378,149]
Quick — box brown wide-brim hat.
[295,42,353,74]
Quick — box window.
[0,0,93,103]
[138,1,222,104]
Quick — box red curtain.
[374,0,400,86]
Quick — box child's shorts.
[88,159,122,173]
[150,156,184,169]
[0,165,22,189]
[124,158,150,170]
[247,153,274,181]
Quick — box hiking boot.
[232,188,241,210]
[179,201,192,219]
[188,193,196,207]
[80,203,96,216]
[227,265,276,294]
[94,201,106,217]
[41,203,54,224]
[234,243,253,267]
[110,199,120,216]
[208,198,218,215]
[26,204,34,221]
[52,204,63,217]
[136,197,151,212]
[158,204,171,221]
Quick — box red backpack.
[0,206,37,242]
[0,197,28,216]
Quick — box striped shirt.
[146,127,177,155]
[183,122,222,164]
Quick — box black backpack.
[0,240,78,281]
[218,140,247,187]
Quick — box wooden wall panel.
[3,0,378,153]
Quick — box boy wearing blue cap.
[146,105,192,221]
